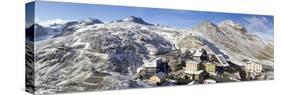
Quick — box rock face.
[33,16,273,94]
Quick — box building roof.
[193,49,203,57]
[186,60,200,64]
[215,54,229,67]
[155,72,166,80]
[144,57,161,67]
[245,61,262,65]
[204,62,215,65]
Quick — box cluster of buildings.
[184,49,228,82]
[135,44,267,85]
[136,48,231,84]
[137,57,169,84]
[245,61,263,80]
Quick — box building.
[149,72,166,84]
[139,57,171,79]
[208,54,217,62]
[245,62,263,80]
[157,58,170,74]
[191,49,209,62]
[143,58,159,77]
[185,60,201,71]
[216,67,224,81]
[185,60,207,80]
[245,62,262,73]
[143,67,157,78]
[184,70,207,80]
[192,49,203,62]
[203,62,216,74]
[200,49,209,62]
[143,57,161,78]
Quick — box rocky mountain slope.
[192,20,273,65]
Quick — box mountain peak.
[200,21,217,27]
[219,20,240,27]
[192,21,221,33]
[79,18,103,25]
[124,16,142,21]
[34,23,44,28]
[193,21,218,30]
[118,16,152,25]
[219,19,248,34]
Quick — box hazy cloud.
[37,18,68,27]
[244,16,272,33]
[243,16,273,40]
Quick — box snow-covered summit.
[117,16,152,25]
[78,18,103,25]
[219,20,247,34]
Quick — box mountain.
[192,20,273,65]
[30,18,104,41]
[26,24,58,41]
[26,24,35,41]
[34,16,175,94]
[58,18,103,37]
[116,16,153,25]
[33,16,273,94]
[26,24,61,41]
[79,18,103,25]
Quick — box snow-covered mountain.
[116,16,153,25]
[31,18,104,41]
[33,24,62,41]
[33,16,273,94]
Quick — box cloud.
[253,32,273,40]
[243,16,272,33]
[243,16,273,40]
[37,18,68,27]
